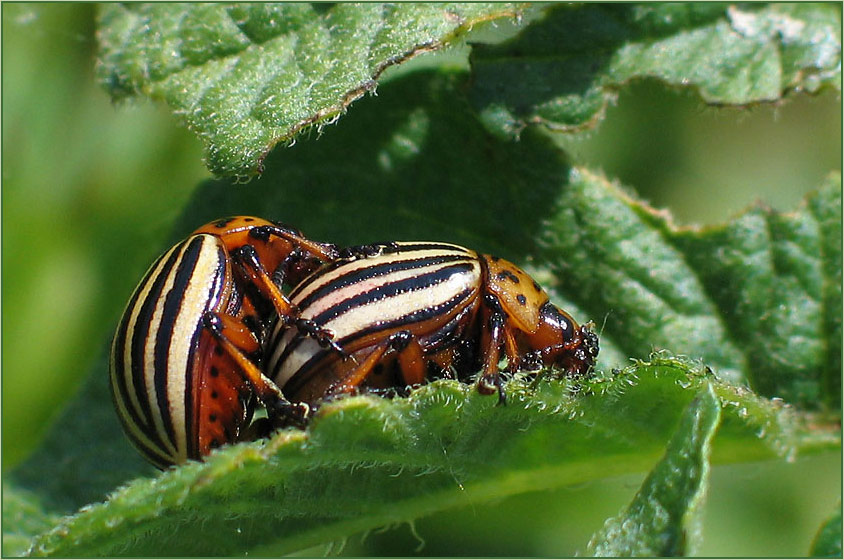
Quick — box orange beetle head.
[531,302,599,376]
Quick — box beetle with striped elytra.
[109,216,338,468]
[111,217,599,468]
[264,240,599,421]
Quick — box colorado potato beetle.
[109,216,337,468]
[264,241,598,412]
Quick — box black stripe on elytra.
[126,242,187,454]
[280,286,475,394]
[111,316,168,458]
[111,260,158,433]
[118,405,175,469]
[152,236,208,453]
[415,298,477,352]
[388,242,470,253]
[319,241,467,269]
[336,286,475,348]
[269,262,475,378]
[185,241,227,460]
[265,318,299,379]
[311,261,476,325]
[292,241,465,287]
[293,252,473,311]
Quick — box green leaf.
[670,176,842,409]
[539,169,842,410]
[586,384,720,557]
[9,70,839,556]
[96,3,522,177]
[810,507,843,557]
[22,360,835,557]
[470,3,842,138]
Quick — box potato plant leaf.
[96,3,522,177]
[23,360,837,557]
[7,71,840,556]
[470,3,842,138]
[539,169,842,410]
[585,384,720,556]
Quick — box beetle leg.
[395,332,427,386]
[253,223,339,262]
[325,330,424,397]
[202,312,310,426]
[503,329,521,373]
[231,245,300,323]
[337,242,398,260]
[294,318,347,357]
[478,313,507,404]
[233,245,346,357]
[271,246,331,288]
[478,294,508,404]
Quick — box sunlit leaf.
[470,3,841,137]
[97,3,522,177]
[586,384,720,556]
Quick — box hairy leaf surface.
[10,64,840,556]
[97,3,521,177]
[470,3,842,137]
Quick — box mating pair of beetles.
[110,217,599,469]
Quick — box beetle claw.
[497,384,507,406]
[477,372,507,405]
[268,399,312,428]
[295,318,345,356]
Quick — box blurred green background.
[2,4,840,556]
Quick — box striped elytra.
[265,242,599,406]
[110,235,247,467]
[111,217,599,466]
[110,217,337,468]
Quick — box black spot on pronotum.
[517,294,527,305]
[497,270,520,284]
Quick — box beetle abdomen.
[110,234,233,467]
[266,243,482,397]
